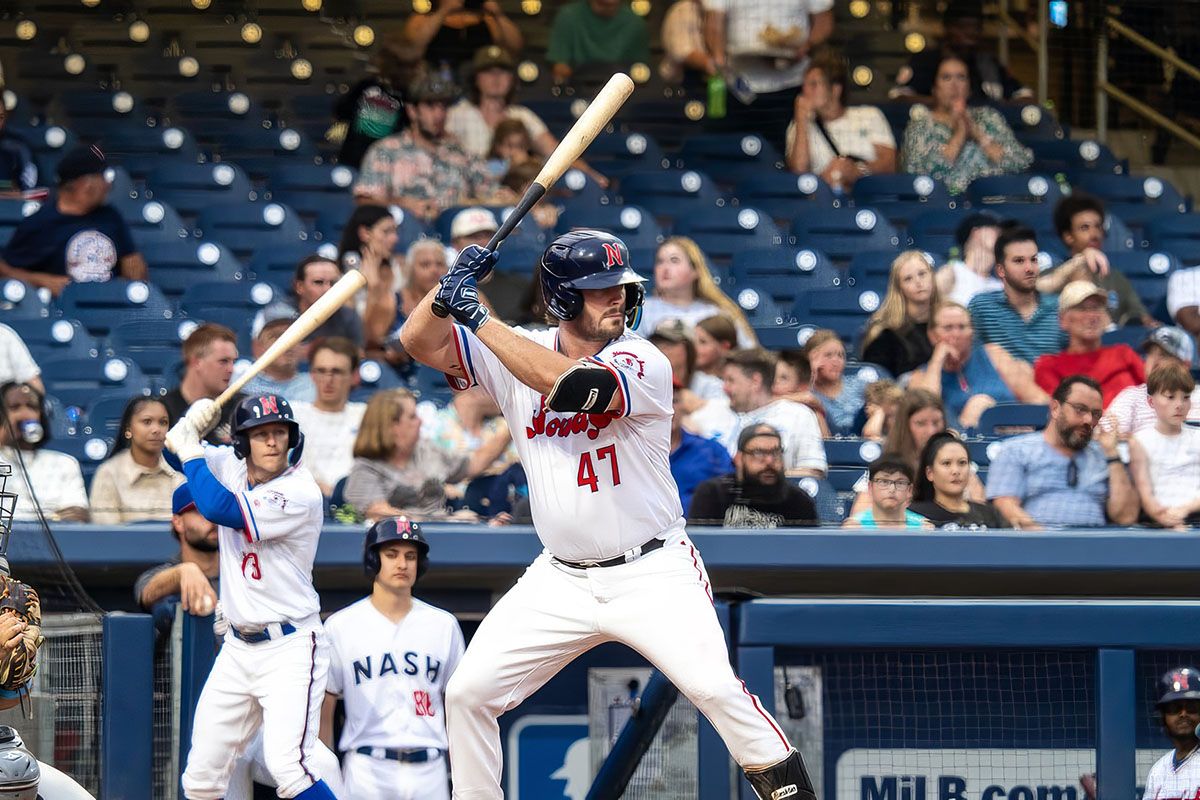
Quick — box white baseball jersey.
[325,597,464,751]
[1143,748,1200,800]
[449,325,684,561]
[202,446,324,629]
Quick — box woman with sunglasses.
[910,432,1009,529]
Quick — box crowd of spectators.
[1,0,1199,539]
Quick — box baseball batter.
[400,231,815,800]
[1142,667,1200,800]
[320,517,464,800]
[165,394,338,800]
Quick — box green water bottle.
[707,74,727,119]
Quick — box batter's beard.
[574,313,625,342]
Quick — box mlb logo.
[506,715,591,799]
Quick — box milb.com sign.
[836,749,1099,800]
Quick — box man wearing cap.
[354,74,500,221]
[134,483,220,635]
[1033,280,1146,408]
[448,207,528,321]
[0,144,145,295]
[1134,667,1200,800]
[1107,327,1200,436]
[688,424,818,528]
[890,0,1032,105]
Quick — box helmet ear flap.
[624,283,645,329]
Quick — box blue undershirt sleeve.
[182,458,244,529]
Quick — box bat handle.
[431,183,548,320]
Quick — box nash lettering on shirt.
[352,651,444,686]
[526,397,616,441]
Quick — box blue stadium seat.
[552,168,610,210]
[55,280,173,338]
[1027,138,1123,175]
[139,239,243,300]
[103,165,141,210]
[196,202,311,260]
[180,281,279,317]
[851,174,955,226]
[1071,173,1188,236]
[216,126,317,176]
[270,163,358,218]
[4,318,96,361]
[790,207,901,265]
[1101,326,1150,352]
[618,170,722,225]
[1145,214,1200,266]
[965,438,1001,467]
[56,89,150,121]
[43,435,113,487]
[730,247,848,304]
[0,279,50,319]
[849,249,907,282]
[351,358,406,403]
[40,356,148,412]
[826,467,864,494]
[409,364,454,406]
[147,162,256,217]
[1106,251,1179,310]
[975,404,1049,437]
[791,475,845,524]
[678,133,784,184]
[180,307,254,351]
[994,103,1065,140]
[734,172,837,224]
[9,123,77,177]
[108,318,198,380]
[671,207,782,266]
[122,199,191,245]
[557,204,662,250]
[171,90,267,122]
[494,245,543,275]
[791,288,881,343]
[728,282,787,327]
[754,325,816,351]
[249,240,332,289]
[519,100,576,139]
[824,438,885,468]
[966,174,1065,208]
[82,392,144,440]
[905,208,968,256]
[0,198,41,247]
[846,361,893,384]
[584,131,667,178]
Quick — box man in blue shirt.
[670,377,732,512]
[967,225,1066,364]
[0,144,146,295]
[987,374,1139,529]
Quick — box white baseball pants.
[224,731,346,800]
[182,628,330,800]
[342,750,450,800]
[444,533,792,799]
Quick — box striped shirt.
[985,432,1110,527]
[967,291,1066,363]
[1105,384,1200,437]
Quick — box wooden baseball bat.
[432,72,636,317]
[215,270,367,407]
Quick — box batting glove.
[165,418,205,463]
[437,269,491,333]
[450,244,497,283]
[183,398,221,438]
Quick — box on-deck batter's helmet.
[1157,667,1200,708]
[0,727,38,800]
[363,517,429,580]
[540,230,645,328]
[232,394,303,461]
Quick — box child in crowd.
[772,349,831,438]
[844,456,931,529]
[1128,362,1200,529]
[861,380,904,441]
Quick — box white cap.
[451,207,498,239]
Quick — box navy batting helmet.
[363,517,430,580]
[232,394,303,461]
[1158,667,1200,708]
[540,230,645,328]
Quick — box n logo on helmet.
[256,396,279,417]
[601,242,624,268]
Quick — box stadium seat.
[215,125,317,176]
[40,356,148,412]
[791,475,846,524]
[551,168,610,212]
[108,318,199,380]
[249,240,333,289]
[671,206,782,266]
[966,174,1065,208]
[905,208,968,256]
[0,279,51,320]
[790,207,901,265]
[791,288,881,343]
[846,361,892,384]
[180,281,280,318]
[268,163,358,218]
[1027,138,1123,175]
[494,245,543,275]
[730,247,848,304]
[410,364,455,406]
[1105,251,1179,311]
[734,172,837,224]
[351,359,406,403]
[965,438,1000,468]
[0,198,42,247]
[754,324,815,351]
[1071,174,1188,236]
[728,282,787,327]
[196,202,311,260]
[557,204,662,250]
[55,89,151,122]
[678,133,784,185]
[1101,326,1150,352]
[994,103,1065,140]
[851,174,955,226]
[8,123,77,178]
[55,280,173,338]
[82,393,143,440]
[1145,214,1200,266]
[170,90,267,123]
[975,403,1049,437]
[103,165,141,211]
[826,467,864,494]
[139,239,243,299]
[584,131,667,178]
[824,438,885,468]
[4,318,96,362]
[147,162,256,217]
[122,199,192,246]
[43,435,113,488]
[618,170,723,226]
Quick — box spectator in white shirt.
[936,211,1003,306]
[786,46,896,192]
[687,348,827,477]
[0,324,41,393]
[289,337,366,498]
[1107,327,1200,438]
[0,381,87,521]
[704,0,834,94]
[660,0,715,83]
[1167,264,1200,341]
[1128,362,1200,529]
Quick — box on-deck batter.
[1142,667,1200,800]
[167,394,338,800]
[320,517,464,800]
[400,230,817,800]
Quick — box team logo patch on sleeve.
[609,351,645,378]
[263,491,288,511]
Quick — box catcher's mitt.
[0,576,42,692]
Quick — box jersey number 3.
[577,445,621,493]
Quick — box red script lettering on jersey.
[413,690,434,717]
[526,400,616,441]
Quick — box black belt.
[554,537,666,570]
[355,746,442,763]
[231,622,296,644]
